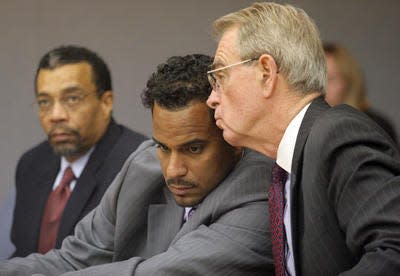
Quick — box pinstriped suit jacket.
[291,97,400,275]
[1,140,274,275]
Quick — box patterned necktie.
[184,206,197,223]
[268,163,288,276]
[38,167,75,254]
[187,207,196,220]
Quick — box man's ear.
[259,54,279,98]
[100,91,114,118]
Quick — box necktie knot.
[272,163,287,188]
[60,167,75,189]
[187,207,196,219]
[184,206,197,223]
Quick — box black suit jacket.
[291,97,400,275]
[11,119,147,257]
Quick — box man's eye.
[37,99,51,107]
[65,95,81,104]
[156,144,169,152]
[188,144,203,154]
[214,73,224,82]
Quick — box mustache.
[166,178,196,188]
[48,124,80,137]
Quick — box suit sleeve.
[59,152,273,276]
[309,110,400,275]
[57,201,272,276]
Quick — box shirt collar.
[60,146,96,178]
[276,103,311,173]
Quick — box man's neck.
[257,91,321,159]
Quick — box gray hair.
[212,2,326,94]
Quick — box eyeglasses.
[35,93,90,113]
[207,58,258,91]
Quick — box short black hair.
[35,45,112,96]
[141,54,212,110]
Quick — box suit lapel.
[147,188,184,256]
[57,120,121,242]
[291,97,329,177]
[28,152,60,250]
[290,96,330,271]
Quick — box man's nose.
[49,101,68,122]
[207,90,220,109]
[166,152,187,179]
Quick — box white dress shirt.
[276,103,311,276]
[52,147,95,191]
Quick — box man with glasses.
[11,45,146,257]
[207,2,400,275]
[1,54,273,275]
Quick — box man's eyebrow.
[152,137,206,148]
[179,139,207,148]
[62,86,84,94]
[152,137,164,146]
[36,92,50,97]
[36,86,83,97]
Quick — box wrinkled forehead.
[213,27,242,67]
[36,62,96,93]
[36,63,96,94]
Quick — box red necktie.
[268,163,288,276]
[38,167,74,254]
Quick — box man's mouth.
[215,118,224,129]
[168,185,193,196]
[50,131,76,143]
[167,179,196,196]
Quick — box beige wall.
[1,0,399,198]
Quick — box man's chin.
[51,143,80,157]
[173,196,199,207]
[216,120,240,146]
[221,129,241,147]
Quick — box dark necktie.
[38,167,75,254]
[268,163,288,276]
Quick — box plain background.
[0,0,399,256]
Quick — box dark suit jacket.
[291,97,400,275]
[1,141,274,275]
[364,108,398,145]
[11,119,147,257]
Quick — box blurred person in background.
[324,42,397,143]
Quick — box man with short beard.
[11,45,147,257]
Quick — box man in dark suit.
[207,2,400,275]
[0,54,273,275]
[11,45,147,257]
